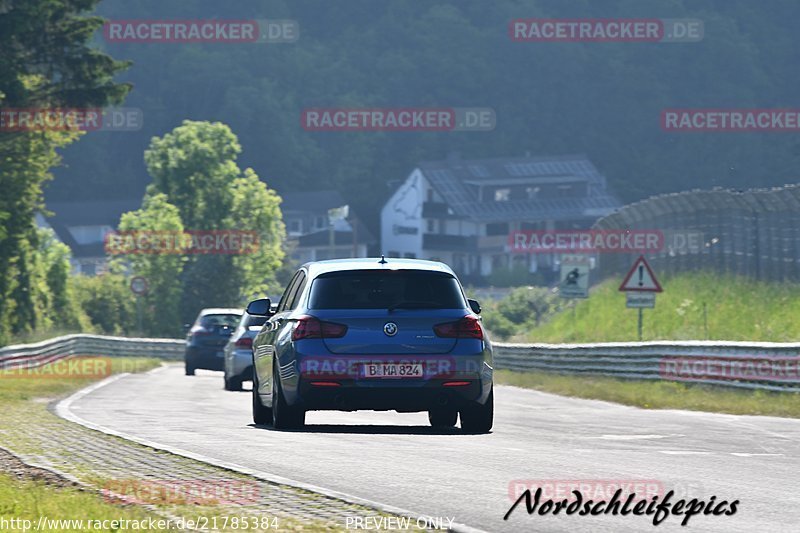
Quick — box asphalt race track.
[60,365,800,532]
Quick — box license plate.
[362,363,423,379]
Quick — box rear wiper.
[387,300,441,312]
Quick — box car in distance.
[248,258,493,432]
[223,308,273,391]
[184,308,242,376]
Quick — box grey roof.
[281,190,347,214]
[302,258,455,277]
[43,200,141,259]
[45,200,141,226]
[418,154,620,222]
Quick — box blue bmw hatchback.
[247,258,494,432]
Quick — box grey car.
[223,309,272,391]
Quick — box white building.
[380,154,620,283]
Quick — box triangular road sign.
[619,255,662,292]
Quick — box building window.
[288,219,302,233]
[494,188,511,202]
[486,222,509,236]
[388,251,401,258]
[426,219,436,233]
[403,252,417,259]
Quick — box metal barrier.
[2,334,799,393]
[0,334,184,370]
[494,341,800,392]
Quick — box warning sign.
[619,256,662,293]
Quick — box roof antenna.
[378,255,387,264]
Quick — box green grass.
[523,271,800,342]
[0,357,162,403]
[0,473,164,532]
[496,369,800,417]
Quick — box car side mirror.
[468,299,481,315]
[246,298,272,316]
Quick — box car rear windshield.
[308,270,465,310]
[198,314,241,328]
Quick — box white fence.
[2,335,799,393]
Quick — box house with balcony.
[380,153,621,282]
[282,190,375,263]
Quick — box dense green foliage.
[0,0,130,344]
[486,272,800,343]
[130,120,286,328]
[47,0,800,232]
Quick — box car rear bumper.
[297,379,486,411]
[185,346,225,371]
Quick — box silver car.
[222,309,272,391]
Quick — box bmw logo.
[383,322,398,336]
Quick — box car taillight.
[235,337,253,348]
[191,327,212,336]
[433,315,483,340]
[292,315,348,341]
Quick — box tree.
[140,121,285,324]
[0,0,130,343]
[114,193,185,336]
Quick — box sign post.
[130,276,149,334]
[619,256,662,340]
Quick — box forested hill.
[48,0,800,226]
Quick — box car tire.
[460,388,493,434]
[185,363,195,376]
[272,362,305,430]
[224,373,243,391]
[252,369,272,425]
[428,408,458,428]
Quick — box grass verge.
[495,369,800,418]
[0,472,162,532]
[485,271,800,342]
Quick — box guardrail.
[2,335,799,393]
[0,334,184,370]
[493,341,800,392]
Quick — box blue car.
[247,258,493,432]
